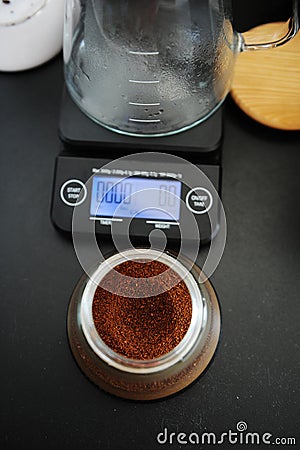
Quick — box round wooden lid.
[231,23,300,130]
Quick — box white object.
[0,0,64,71]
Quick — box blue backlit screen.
[90,176,182,221]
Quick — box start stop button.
[186,187,213,214]
[60,179,87,207]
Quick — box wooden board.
[231,23,300,130]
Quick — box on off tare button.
[60,179,87,206]
[186,187,213,214]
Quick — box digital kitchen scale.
[51,91,223,245]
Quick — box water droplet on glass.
[199,81,208,88]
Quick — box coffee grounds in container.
[92,260,192,360]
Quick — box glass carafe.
[64,0,299,137]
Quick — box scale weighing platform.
[51,92,223,245]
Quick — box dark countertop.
[1,53,299,449]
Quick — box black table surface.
[1,53,299,449]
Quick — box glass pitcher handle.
[236,0,299,51]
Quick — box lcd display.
[90,176,181,221]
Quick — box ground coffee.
[92,259,192,360]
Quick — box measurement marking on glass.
[129,118,161,123]
[129,51,159,55]
[129,102,161,106]
[129,80,160,84]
